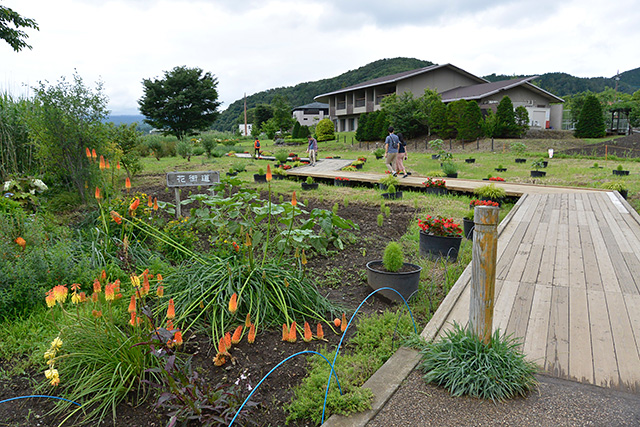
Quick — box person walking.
[396,132,408,178]
[306,134,318,166]
[254,138,261,158]
[384,126,400,176]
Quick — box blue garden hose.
[0,395,81,406]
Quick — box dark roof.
[292,102,329,111]
[314,64,487,100]
[439,76,564,103]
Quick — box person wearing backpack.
[254,138,261,158]
[384,126,400,176]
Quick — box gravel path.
[368,370,640,426]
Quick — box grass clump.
[412,323,538,402]
[382,242,404,272]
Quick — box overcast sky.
[2,0,638,115]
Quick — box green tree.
[630,90,640,127]
[496,96,518,137]
[355,112,369,142]
[443,100,467,140]
[458,101,483,141]
[315,118,335,142]
[514,106,530,137]
[0,93,37,179]
[380,92,426,138]
[416,88,443,136]
[299,124,310,139]
[0,5,39,52]
[28,72,109,201]
[270,95,295,134]
[138,66,221,140]
[574,94,606,138]
[482,110,500,140]
[251,103,273,134]
[430,101,448,137]
[292,120,301,139]
[108,123,143,177]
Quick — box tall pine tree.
[574,94,606,138]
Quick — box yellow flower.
[44,368,58,380]
[71,292,81,304]
[51,337,63,350]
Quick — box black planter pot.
[613,170,630,176]
[301,182,318,190]
[446,173,458,178]
[530,170,546,177]
[365,261,422,302]
[465,158,476,163]
[515,158,527,163]
[495,168,507,172]
[254,174,267,183]
[375,155,383,160]
[382,191,403,200]
[334,179,351,187]
[354,164,364,169]
[226,172,238,177]
[542,161,548,168]
[379,183,388,191]
[463,218,474,240]
[620,189,629,199]
[431,154,440,160]
[419,231,463,262]
[272,174,286,180]
[423,187,448,196]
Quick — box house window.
[337,101,346,110]
[355,98,365,108]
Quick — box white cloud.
[1,0,638,115]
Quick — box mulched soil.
[561,132,640,158]
[0,190,418,427]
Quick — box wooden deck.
[423,191,640,392]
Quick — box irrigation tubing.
[321,287,417,423]
[0,395,81,406]
[228,350,342,427]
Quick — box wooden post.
[469,205,500,345]
[174,187,181,218]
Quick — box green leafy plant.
[387,184,396,194]
[463,209,475,221]
[592,162,599,168]
[430,138,444,152]
[377,213,384,227]
[351,160,364,166]
[342,165,357,172]
[474,183,506,200]
[382,242,404,272]
[510,141,527,156]
[601,180,627,191]
[441,161,458,176]
[257,167,265,175]
[531,158,545,171]
[306,176,314,185]
[412,323,538,402]
[275,150,289,164]
[379,174,399,187]
[373,148,385,158]
[617,164,624,171]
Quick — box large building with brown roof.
[314,64,564,132]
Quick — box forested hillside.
[212,57,434,131]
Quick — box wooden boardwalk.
[423,191,640,392]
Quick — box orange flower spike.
[266,164,272,182]
[228,293,238,314]
[78,292,87,302]
[85,147,91,158]
[166,319,174,331]
[45,291,56,308]
[129,312,137,326]
[92,309,102,318]
[91,148,97,159]
[106,159,110,169]
[129,198,140,215]
[218,336,227,355]
[289,322,297,343]
[70,283,81,292]
[110,210,122,224]
[341,313,347,332]
[282,323,289,342]
[245,313,251,328]
[153,197,158,211]
[95,187,101,200]
[52,285,68,303]
[91,292,98,302]
[104,284,115,301]
[156,285,164,297]
[125,177,131,191]
[99,155,105,170]
[173,330,183,346]
[248,323,256,344]
[167,298,176,319]
[291,191,297,207]
[231,325,243,344]
[316,323,325,340]
[334,318,341,328]
[142,274,150,296]
[303,321,312,342]
[15,237,26,250]
[225,332,232,350]
[116,161,121,170]
[147,195,153,208]
[128,295,136,313]
[156,273,163,283]
[101,269,107,281]
[213,354,226,366]
[93,279,101,293]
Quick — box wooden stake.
[469,205,500,345]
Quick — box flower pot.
[479,197,502,207]
[431,154,440,160]
[530,170,546,177]
[382,191,403,200]
[463,218,474,240]
[226,172,238,177]
[375,155,383,160]
[334,179,351,187]
[465,158,476,163]
[423,187,448,196]
[446,173,458,178]
[620,189,628,199]
[515,158,527,163]
[495,168,507,172]
[301,182,318,190]
[542,161,548,168]
[613,170,630,176]
[366,260,422,302]
[419,231,462,262]
[254,174,267,183]
[355,164,363,169]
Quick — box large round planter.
[365,260,422,302]
[495,168,507,172]
[254,174,267,183]
[465,158,476,163]
[431,154,440,160]
[446,173,458,178]
[515,158,527,164]
[382,191,403,200]
[419,231,462,262]
[620,189,629,199]
[375,155,383,160]
[613,170,630,176]
[530,170,546,177]
[354,164,364,169]
[423,187,448,196]
[301,182,318,190]
[334,179,351,187]
[226,172,238,177]
[463,218,474,240]
[542,161,548,168]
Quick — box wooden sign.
[166,171,219,217]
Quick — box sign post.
[166,171,219,218]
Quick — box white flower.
[32,179,48,192]
[3,181,12,191]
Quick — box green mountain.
[213,57,434,131]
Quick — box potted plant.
[272,166,287,180]
[382,183,402,200]
[441,160,458,178]
[474,184,506,206]
[591,162,602,169]
[489,176,505,182]
[495,164,507,172]
[430,139,444,160]
[351,160,365,169]
[462,209,475,240]
[275,150,289,165]
[422,177,447,195]
[254,167,267,183]
[357,156,367,163]
[226,166,237,177]
[366,241,422,302]
[601,180,628,199]
[373,148,385,160]
[379,174,399,191]
[334,176,351,187]
[301,176,318,190]
[511,142,527,163]
[418,215,463,261]
[613,164,630,176]
[530,158,547,177]
[465,157,476,163]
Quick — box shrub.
[382,242,404,272]
[474,184,506,200]
[306,176,314,185]
[510,141,527,156]
[387,184,396,194]
[275,150,289,164]
[176,140,192,159]
[316,118,335,142]
[413,323,538,402]
[574,94,606,138]
[441,161,458,175]
[601,180,627,191]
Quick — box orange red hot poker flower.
[228,293,238,314]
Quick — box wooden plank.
[625,293,640,360]
[583,200,621,294]
[580,222,603,292]
[568,195,586,290]
[544,285,569,377]
[505,281,536,344]
[492,280,521,333]
[588,289,618,388]
[537,206,560,286]
[606,291,640,391]
[523,284,552,368]
[568,287,594,384]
